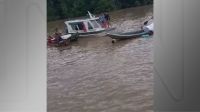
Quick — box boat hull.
[106,30,150,40]
[69,29,105,37]
[69,27,116,37]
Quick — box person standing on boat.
[104,12,110,28]
[54,28,63,43]
[99,14,106,28]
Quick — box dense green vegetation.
[47,0,153,21]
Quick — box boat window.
[75,25,79,30]
[90,20,99,28]
[69,22,84,30]
[96,19,103,27]
[88,22,93,30]
[64,25,68,34]
[96,19,101,24]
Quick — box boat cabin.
[64,17,105,35]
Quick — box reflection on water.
[48,5,153,112]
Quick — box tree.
[47,0,153,21]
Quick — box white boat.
[64,11,114,37]
[143,19,154,33]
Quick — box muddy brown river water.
[48,5,153,112]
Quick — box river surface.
[48,5,153,112]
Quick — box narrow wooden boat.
[106,22,154,40]
[47,33,78,46]
[106,30,150,40]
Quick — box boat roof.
[65,17,99,24]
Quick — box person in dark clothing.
[104,13,110,21]
[104,13,110,28]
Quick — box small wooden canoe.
[106,30,150,40]
[47,33,78,46]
